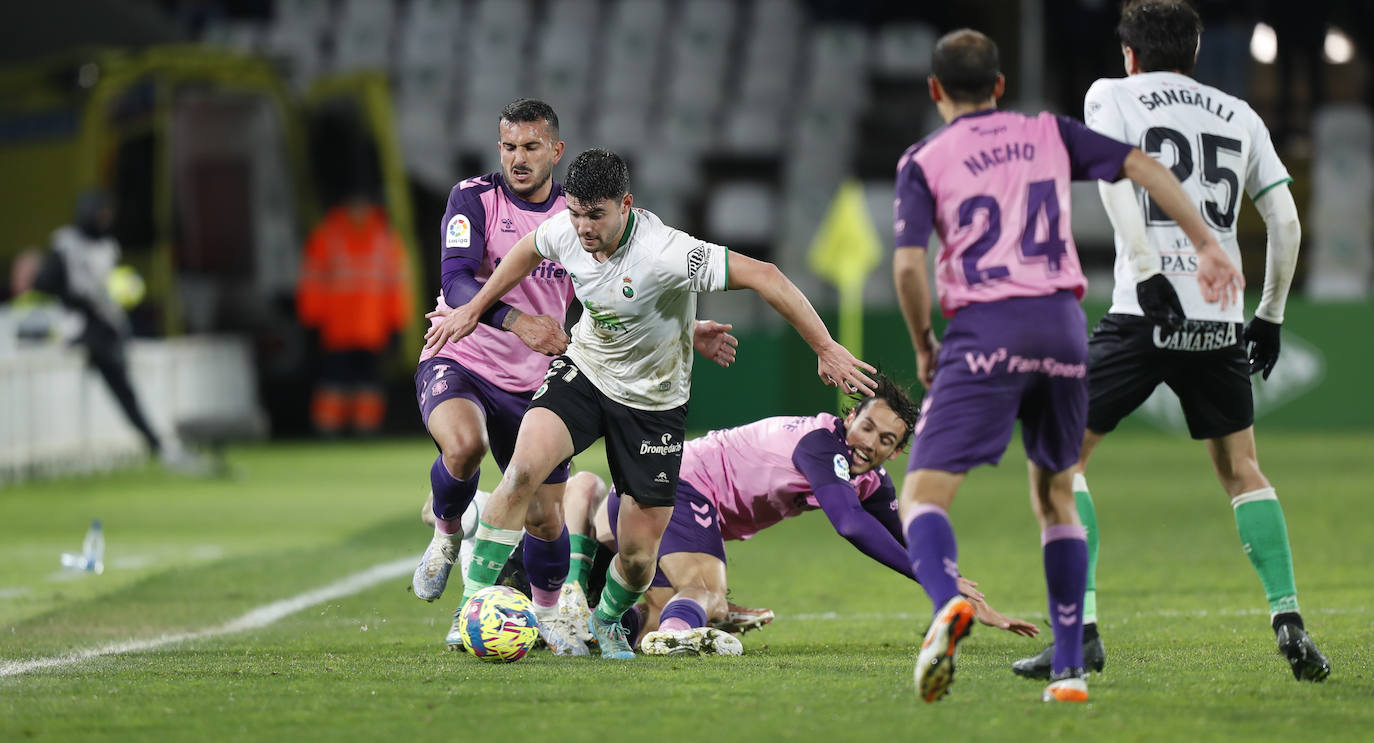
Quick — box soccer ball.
[106,265,145,309]
[458,585,539,663]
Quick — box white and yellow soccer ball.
[106,265,146,309]
[458,585,540,663]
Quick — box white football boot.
[640,626,744,656]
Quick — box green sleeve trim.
[1252,177,1293,202]
[533,226,547,259]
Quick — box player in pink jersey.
[893,30,1244,704]
[585,375,1038,656]
[410,101,737,656]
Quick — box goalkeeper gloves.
[1243,317,1282,380]
[1136,274,1185,333]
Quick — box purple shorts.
[606,481,727,589]
[909,291,1088,474]
[415,356,570,484]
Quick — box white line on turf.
[0,556,414,678]
[789,605,1369,622]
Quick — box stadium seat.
[635,149,702,197]
[664,0,735,115]
[395,0,461,70]
[660,107,718,156]
[595,0,669,108]
[273,0,331,31]
[873,22,938,78]
[720,105,786,156]
[802,25,872,111]
[706,182,778,245]
[200,21,263,54]
[588,106,654,158]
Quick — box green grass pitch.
[1,432,1371,741]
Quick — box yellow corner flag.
[808,179,882,408]
[808,179,882,291]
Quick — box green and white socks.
[1232,487,1300,619]
[462,520,522,604]
[1073,473,1099,626]
[594,559,649,625]
[568,532,599,593]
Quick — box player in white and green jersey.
[1013,0,1328,683]
[423,148,876,659]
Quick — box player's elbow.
[743,259,784,292]
[1273,216,1301,252]
[830,511,863,539]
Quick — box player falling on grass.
[1011,0,1329,683]
[410,100,736,655]
[582,374,1039,656]
[893,29,1244,703]
[422,471,777,640]
[424,147,876,660]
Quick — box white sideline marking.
[790,605,1369,622]
[1,556,414,678]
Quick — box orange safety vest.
[296,205,410,352]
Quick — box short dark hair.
[1117,0,1202,75]
[931,29,1000,104]
[499,98,559,137]
[564,148,630,204]
[843,371,920,451]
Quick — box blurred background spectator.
[297,186,411,437]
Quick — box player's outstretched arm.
[1121,149,1245,310]
[727,251,875,395]
[961,584,1040,637]
[1245,183,1301,379]
[893,247,939,388]
[423,232,564,353]
[692,320,738,368]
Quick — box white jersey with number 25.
[1084,71,1291,323]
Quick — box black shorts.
[528,356,687,507]
[1087,314,1252,440]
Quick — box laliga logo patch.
[833,454,851,481]
[447,214,471,249]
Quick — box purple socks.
[430,456,479,530]
[523,527,570,609]
[1043,525,1089,675]
[904,504,962,614]
[659,597,708,631]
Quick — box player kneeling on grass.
[584,374,1038,656]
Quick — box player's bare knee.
[439,441,483,479]
[523,512,560,540]
[503,461,539,494]
[617,552,657,584]
[565,472,605,516]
